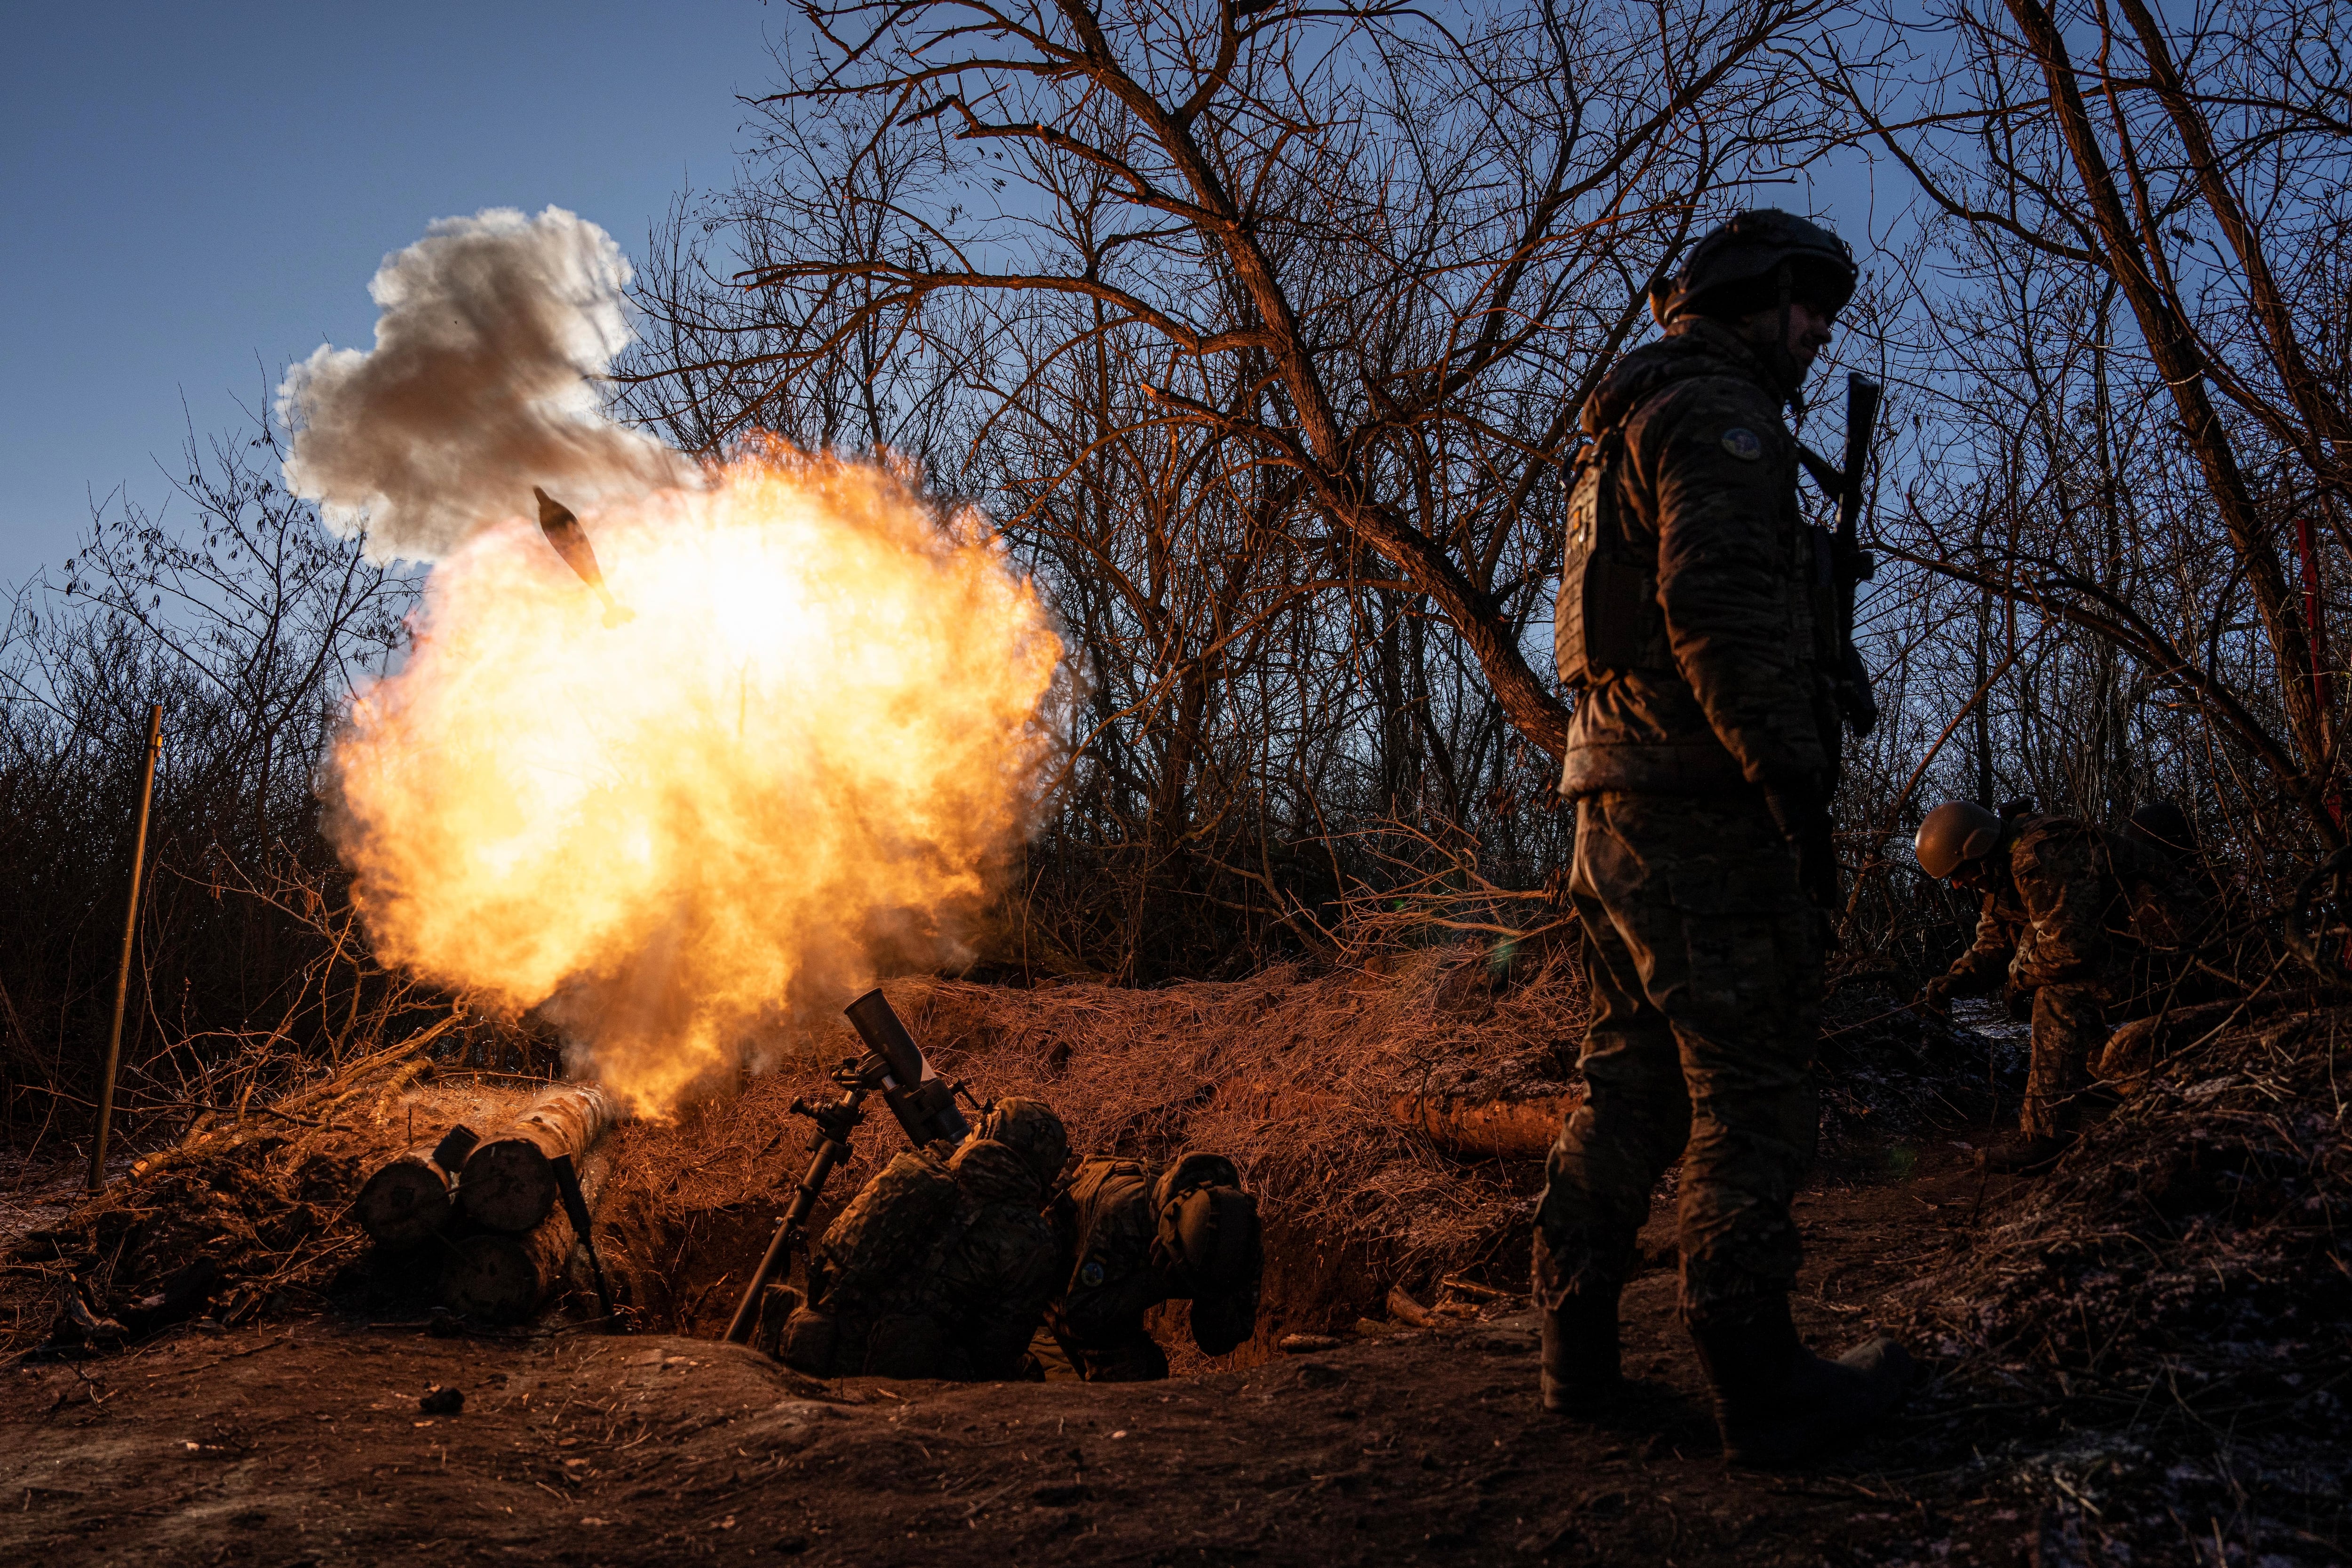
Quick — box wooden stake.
[88,702,162,1192]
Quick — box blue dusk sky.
[1,0,776,591]
[3,3,1900,596]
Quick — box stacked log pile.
[353,1124,481,1248]
[440,1146,610,1323]
[351,1082,621,1326]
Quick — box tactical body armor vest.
[1555,423,1672,688]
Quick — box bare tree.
[1833,0,2352,861]
[0,413,415,1136]
[629,0,1846,760]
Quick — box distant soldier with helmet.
[1912,799,2213,1170]
[1536,208,1911,1466]
[1036,1151,1262,1381]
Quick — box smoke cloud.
[277,207,696,562]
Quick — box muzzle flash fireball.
[325,446,1064,1118]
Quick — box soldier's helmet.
[1650,209,1859,326]
[971,1097,1069,1191]
[1156,1168,1263,1356]
[1915,800,2007,880]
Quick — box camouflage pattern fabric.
[1044,1156,1167,1378]
[1558,316,1842,799]
[795,1149,959,1371]
[899,1138,1066,1378]
[973,1097,1070,1191]
[1540,309,1837,1324]
[1929,813,2203,1136]
[1040,1152,1247,1380]
[1534,790,1822,1321]
[796,1132,1064,1381]
[2024,985,2107,1140]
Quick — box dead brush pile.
[0,1022,543,1355]
[1891,1004,2352,1443]
[1815,977,2010,1150]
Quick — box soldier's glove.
[1761,782,1840,915]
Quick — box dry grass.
[576,946,1590,1348]
[1891,1005,2352,1434]
[0,1018,550,1353]
[898,948,1587,1310]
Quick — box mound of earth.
[8,963,2344,1563]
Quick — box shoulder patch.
[1720,427,1764,461]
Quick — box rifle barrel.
[1837,374,1882,541]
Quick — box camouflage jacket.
[1560,318,1841,797]
[811,1138,1062,1379]
[1045,1153,1242,1354]
[1939,814,2202,999]
[1046,1157,1168,1353]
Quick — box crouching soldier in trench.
[1535,209,1910,1466]
[779,1098,1069,1380]
[1911,799,2214,1172]
[1033,1152,1263,1381]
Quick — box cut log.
[439,1149,608,1325]
[1388,1091,1580,1159]
[458,1083,619,1234]
[2095,990,2336,1094]
[354,1124,480,1248]
[1385,1285,1434,1328]
[1216,1078,1577,1160]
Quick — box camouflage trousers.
[2022,984,2104,1139]
[1534,791,1823,1322]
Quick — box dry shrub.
[1893,1005,2352,1438]
[1815,978,2013,1151]
[1,1021,548,1354]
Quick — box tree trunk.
[439,1149,609,1325]
[2004,0,2338,844]
[457,1083,620,1234]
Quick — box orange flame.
[326,445,1064,1116]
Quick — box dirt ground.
[8,1135,2325,1568]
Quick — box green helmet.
[1650,209,1859,326]
[972,1097,1068,1191]
[1914,800,2006,880]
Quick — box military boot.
[1539,1289,1621,1415]
[1686,1297,1911,1465]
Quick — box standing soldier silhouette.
[1535,211,1911,1465]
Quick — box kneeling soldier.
[1040,1152,1262,1380]
[781,1098,1068,1380]
[1913,801,2201,1170]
